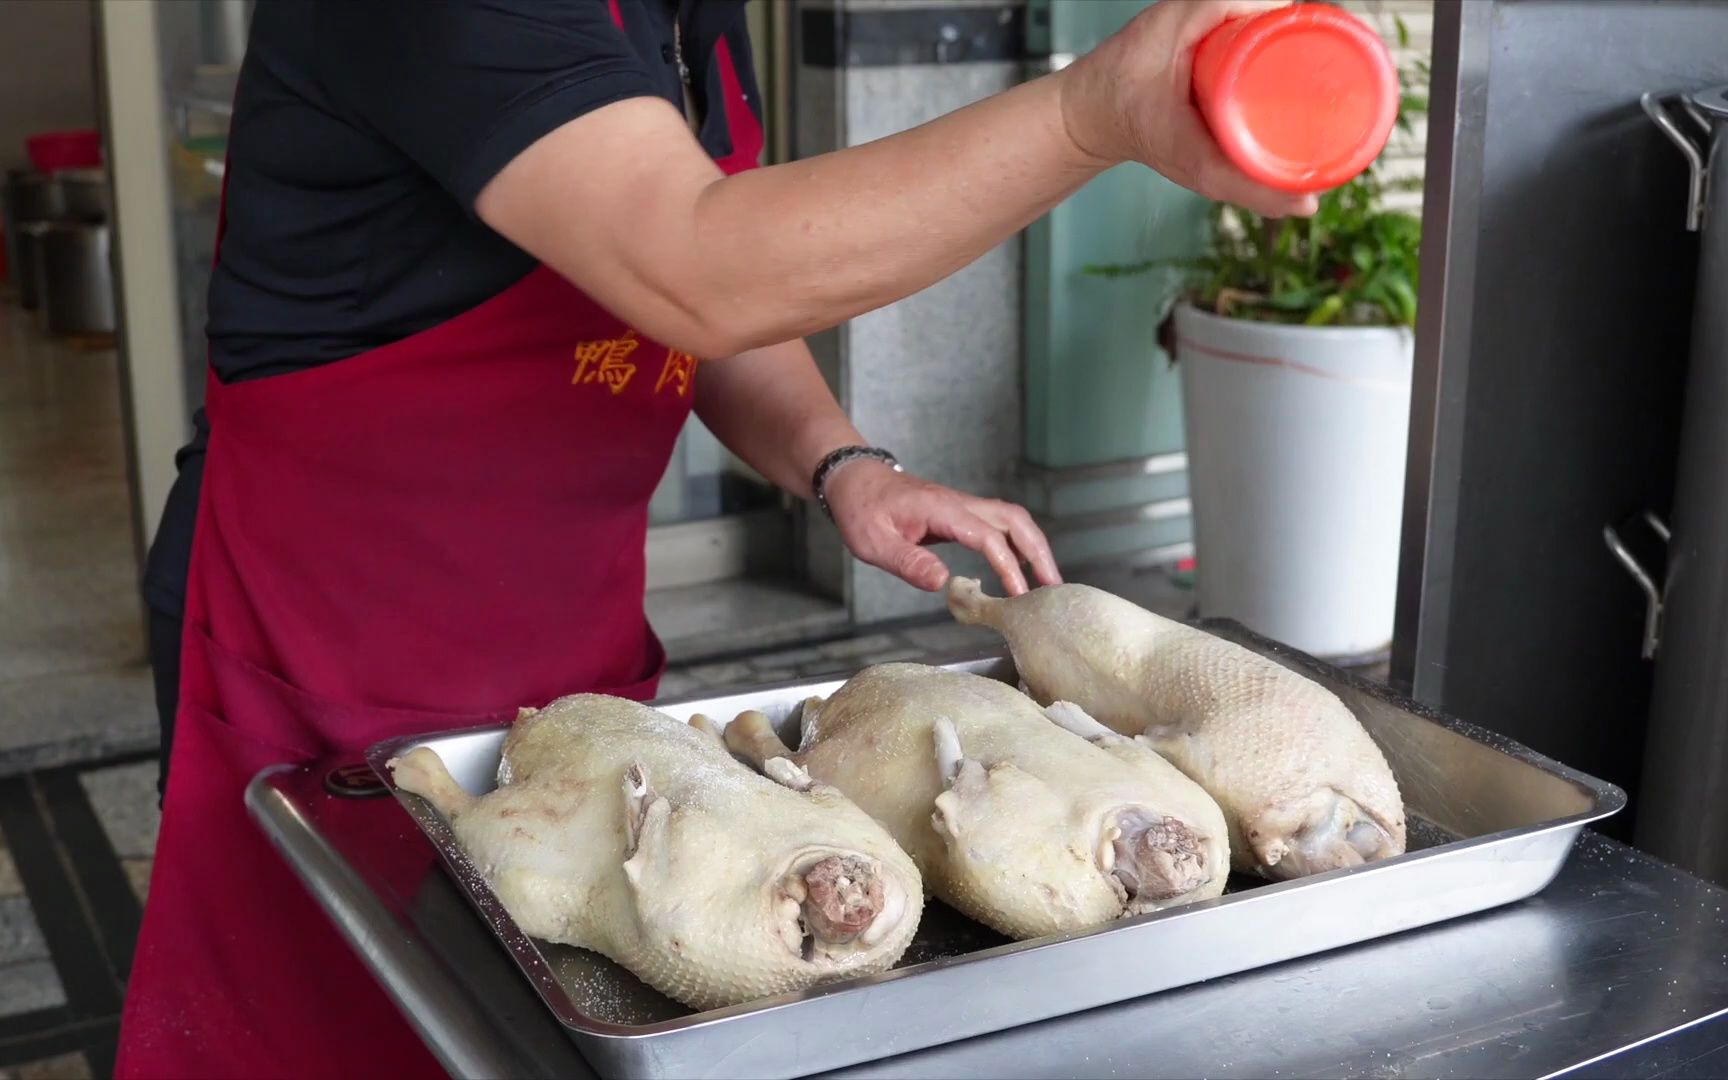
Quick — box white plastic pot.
[1173,302,1414,658]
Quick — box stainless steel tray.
[366,620,1624,1080]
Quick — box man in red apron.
[121,1,1313,1075]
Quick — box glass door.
[1020,0,1209,569]
[644,0,796,588]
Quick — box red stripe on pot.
[1174,336,1406,393]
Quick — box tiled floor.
[653,562,1201,697]
[0,295,153,1074]
[646,576,851,665]
[77,765,156,909]
[0,759,147,1077]
[0,302,156,776]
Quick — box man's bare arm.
[476,1,1310,360]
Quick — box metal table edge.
[245,767,533,1079]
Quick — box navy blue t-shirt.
[144,0,761,615]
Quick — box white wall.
[1342,0,1434,215]
[0,0,98,170]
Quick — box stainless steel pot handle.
[1604,510,1670,659]
[1642,91,1710,232]
[1683,98,1714,139]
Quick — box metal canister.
[2,169,63,306]
[39,221,115,337]
[56,168,111,223]
[18,221,55,313]
[0,171,22,291]
[1634,85,1728,884]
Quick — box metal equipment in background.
[1,168,64,310]
[4,167,117,339]
[1392,0,1728,856]
[39,218,116,338]
[35,164,117,337]
[13,166,117,336]
[56,166,112,222]
[1623,85,1728,884]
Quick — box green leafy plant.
[1090,13,1430,329]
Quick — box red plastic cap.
[25,130,103,175]
[1191,3,1398,195]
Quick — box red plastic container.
[1191,3,1398,195]
[25,130,103,174]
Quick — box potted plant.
[1090,22,1428,660]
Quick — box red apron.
[115,22,763,1080]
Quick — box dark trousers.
[143,409,206,807]
[148,605,182,806]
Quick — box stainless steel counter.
[252,757,1728,1080]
